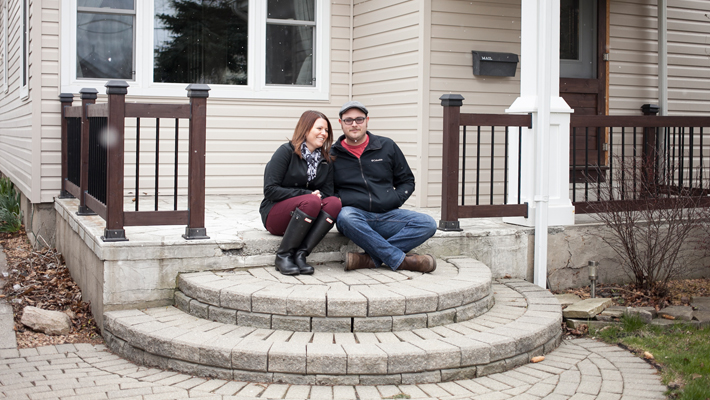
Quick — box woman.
[259,110,342,275]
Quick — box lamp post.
[588,261,598,298]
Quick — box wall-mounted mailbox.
[471,51,519,77]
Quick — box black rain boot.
[275,208,314,275]
[294,210,335,275]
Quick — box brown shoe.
[345,252,378,271]
[397,254,437,273]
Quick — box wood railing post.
[77,88,98,215]
[183,84,211,240]
[439,94,464,231]
[58,93,74,199]
[102,81,128,242]
[641,104,660,191]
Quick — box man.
[331,100,438,272]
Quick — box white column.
[504,0,574,288]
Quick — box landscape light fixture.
[588,261,598,298]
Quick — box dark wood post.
[77,88,98,215]
[641,104,660,192]
[183,84,211,240]
[58,93,74,199]
[439,94,464,231]
[102,81,128,242]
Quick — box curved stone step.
[175,258,493,332]
[103,278,562,385]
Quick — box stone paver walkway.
[0,338,666,400]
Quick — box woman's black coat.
[259,142,334,227]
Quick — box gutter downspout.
[658,0,668,116]
[533,0,553,288]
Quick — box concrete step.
[175,258,493,332]
[102,277,562,385]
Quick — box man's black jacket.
[331,132,415,212]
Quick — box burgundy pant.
[265,194,342,235]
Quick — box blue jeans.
[336,207,437,270]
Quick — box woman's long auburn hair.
[291,110,334,162]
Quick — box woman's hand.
[312,190,322,198]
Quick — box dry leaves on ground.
[555,278,710,310]
[1,230,103,348]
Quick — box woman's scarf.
[301,142,322,182]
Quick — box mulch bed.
[1,229,103,348]
[554,279,710,310]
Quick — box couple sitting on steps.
[259,101,438,276]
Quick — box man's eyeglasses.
[342,117,366,125]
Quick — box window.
[76,0,135,80]
[266,0,315,85]
[61,0,330,99]
[20,0,28,99]
[153,0,248,85]
[559,0,596,79]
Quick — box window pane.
[76,13,134,79]
[153,0,248,85]
[266,25,313,85]
[267,0,314,21]
[78,0,134,10]
[560,0,579,60]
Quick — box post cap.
[105,80,129,95]
[79,88,98,100]
[186,84,211,98]
[440,94,465,107]
[641,104,659,115]
[59,93,74,103]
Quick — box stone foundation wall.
[546,219,710,291]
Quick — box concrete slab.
[691,297,710,311]
[555,294,582,307]
[658,306,694,321]
[562,298,613,319]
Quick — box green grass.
[0,176,22,233]
[591,317,710,399]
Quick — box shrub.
[585,153,705,297]
[0,176,22,233]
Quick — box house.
[1,0,709,247]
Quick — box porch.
[54,193,613,329]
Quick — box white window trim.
[60,0,330,100]
[19,0,28,99]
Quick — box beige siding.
[426,0,521,207]
[0,0,34,201]
[609,0,710,116]
[351,0,422,204]
[38,1,60,203]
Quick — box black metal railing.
[59,81,210,241]
[87,115,108,205]
[66,117,82,187]
[439,94,530,231]
[571,105,710,213]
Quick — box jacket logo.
[371,158,383,162]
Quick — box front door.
[560,0,607,181]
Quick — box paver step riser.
[103,275,563,385]
[174,258,494,332]
[103,329,563,385]
[175,290,495,332]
